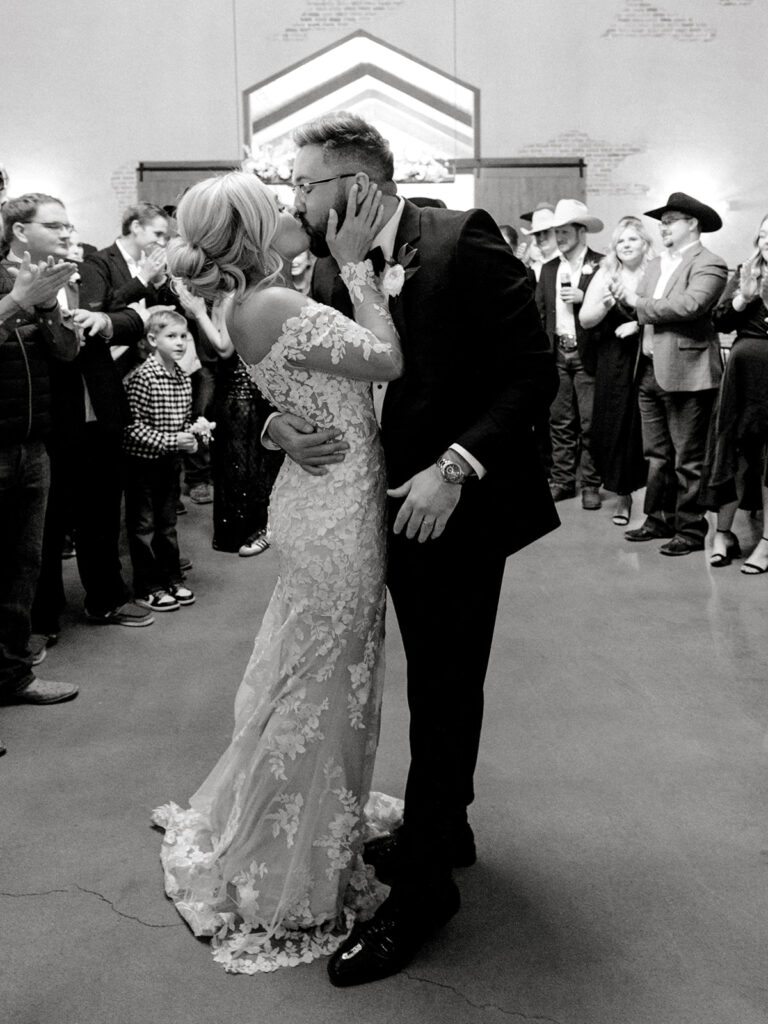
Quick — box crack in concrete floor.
[0,887,183,928]
[402,971,566,1023]
[1,891,566,1020]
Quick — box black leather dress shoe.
[363,825,476,884]
[625,521,675,542]
[659,535,705,556]
[327,884,460,987]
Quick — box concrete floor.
[2,492,767,1024]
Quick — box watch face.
[441,459,463,483]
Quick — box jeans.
[125,454,183,596]
[549,350,601,490]
[0,440,49,693]
[637,359,715,540]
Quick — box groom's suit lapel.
[389,200,422,348]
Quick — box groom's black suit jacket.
[312,199,559,557]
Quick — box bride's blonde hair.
[167,171,284,300]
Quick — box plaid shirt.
[123,356,192,459]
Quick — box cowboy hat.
[520,201,554,222]
[644,192,722,233]
[521,207,556,235]
[549,199,604,233]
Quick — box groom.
[268,112,559,985]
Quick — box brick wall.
[282,0,405,41]
[517,131,648,198]
[603,0,716,40]
[111,163,138,213]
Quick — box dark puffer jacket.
[0,262,78,446]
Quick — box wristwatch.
[436,454,468,485]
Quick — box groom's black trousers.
[386,504,507,891]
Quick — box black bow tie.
[366,247,386,275]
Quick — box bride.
[152,171,402,973]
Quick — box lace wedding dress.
[153,298,402,973]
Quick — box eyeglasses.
[292,173,356,197]
[660,215,691,227]
[28,221,74,233]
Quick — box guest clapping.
[579,216,654,525]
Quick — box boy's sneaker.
[170,584,195,606]
[135,591,179,613]
[85,601,155,627]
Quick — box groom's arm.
[450,210,557,473]
[389,210,556,542]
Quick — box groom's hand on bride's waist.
[267,413,349,477]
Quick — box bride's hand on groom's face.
[268,413,349,476]
[388,467,462,542]
[326,182,384,267]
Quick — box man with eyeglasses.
[267,112,559,985]
[3,195,151,642]
[612,191,728,555]
[0,192,80,715]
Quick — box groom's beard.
[299,188,348,259]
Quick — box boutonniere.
[380,244,419,299]
[581,263,595,277]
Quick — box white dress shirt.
[555,245,588,338]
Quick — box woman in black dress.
[704,214,768,574]
[579,216,654,525]
[175,283,281,555]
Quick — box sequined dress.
[153,300,399,973]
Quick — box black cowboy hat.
[644,192,722,233]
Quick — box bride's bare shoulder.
[226,286,310,364]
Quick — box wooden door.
[136,162,237,208]
[456,158,586,231]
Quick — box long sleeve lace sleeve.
[280,263,402,383]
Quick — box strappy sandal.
[239,531,270,558]
[740,536,768,575]
[710,528,741,568]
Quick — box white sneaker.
[135,590,179,612]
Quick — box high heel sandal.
[710,529,742,568]
[740,536,768,575]
[612,495,632,526]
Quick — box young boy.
[123,310,197,611]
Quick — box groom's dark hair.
[293,112,395,183]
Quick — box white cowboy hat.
[549,199,604,233]
[520,207,556,236]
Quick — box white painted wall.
[2,0,765,265]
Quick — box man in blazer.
[614,192,727,555]
[536,199,605,509]
[267,112,559,985]
[31,242,152,632]
[78,203,172,378]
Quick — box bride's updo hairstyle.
[167,171,283,301]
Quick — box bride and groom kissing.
[153,111,559,985]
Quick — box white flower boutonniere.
[380,243,419,299]
[581,263,595,277]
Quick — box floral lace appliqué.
[154,301,395,973]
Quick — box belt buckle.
[557,335,577,353]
